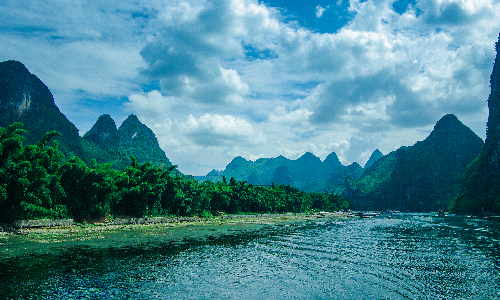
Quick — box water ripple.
[1,215,500,299]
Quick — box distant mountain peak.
[300,151,315,158]
[123,114,140,124]
[227,156,249,170]
[323,152,341,169]
[118,115,153,142]
[83,114,118,148]
[364,149,383,169]
[434,114,460,130]
[297,152,321,163]
[427,113,481,145]
[206,169,221,176]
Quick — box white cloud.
[182,113,266,146]
[2,0,500,175]
[269,106,313,127]
[126,90,174,125]
[315,5,329,18]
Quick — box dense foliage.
[0,123,350,223]
[452,144,500,214]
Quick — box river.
[1,213,499,299]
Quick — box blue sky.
[1,0,499,175]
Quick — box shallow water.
[1,214,499,299]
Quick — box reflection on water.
[1,214,499,299]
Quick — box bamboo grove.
[0,123,350,223]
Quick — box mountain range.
[0,60,173,171]
[197,151,364,193]
[0,59,492,213]
[201,113,483,212]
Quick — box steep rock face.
[82,114,118,149]
[364,149,383,168]
[454,34,500,214]
[348,114,484,211]
[0,60,84,157]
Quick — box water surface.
[1,214,499,299]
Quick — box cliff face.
[0,60,84,158]
[454,34,500,214]
[485,34,500,173]
[487,35,500,146]
[0,60,175,171]
[349,114,484,211]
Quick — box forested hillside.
[0,123,349,224]
[347,114,483,211]
[0,60,175,171]
[82,114,173,170]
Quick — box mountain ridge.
[202,150,371,193]
[347,113,484,211]
[0,60,173,170]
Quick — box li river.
[1,213,499,299]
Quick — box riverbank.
[0,211,351,240]
[0,212,352,259]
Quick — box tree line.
[0,123,350,223]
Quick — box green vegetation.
[0,123,350,224]
[81,114,173,170]
[347,114,484,212]
[207,152,361,194]
[452,34,500,215]
[452,143,500,214]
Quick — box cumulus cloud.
[126,90,174,124]
[140,0,256,104]
[269,106,313,127]
[129,0,500,173]
[182,113,266,146]
[2,0,500,175]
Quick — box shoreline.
[0,211,351,238]
[0,212,352,258]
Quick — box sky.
[1,0,500,175]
